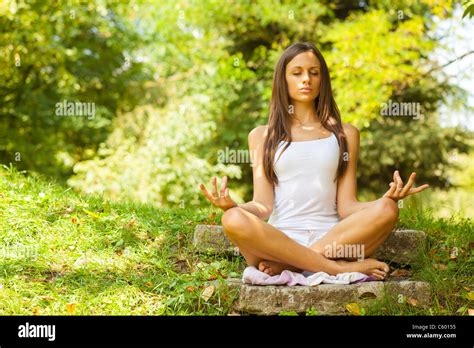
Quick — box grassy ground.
[0,165,472,315]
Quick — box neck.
[290,100,319,126]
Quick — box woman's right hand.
[199,176,238,211]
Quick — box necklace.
[294,120,322,129]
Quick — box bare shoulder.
[342,123,359,136]
[248,125,269,144]
[342,123,359,143]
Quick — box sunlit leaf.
[66,302,76,314]
[201,285,215,302]
[345,302,362,315]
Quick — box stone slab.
[215,277,431,315]
[193,225,426,264]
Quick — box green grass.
[0,165,472,315]
[362,204,473,316]
[0,165,241,315]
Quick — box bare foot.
[336,258,389,280]
[258,260,302,276]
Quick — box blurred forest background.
[1,0,473,218]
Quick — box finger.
[220,176,227,196]
[395,170,404,197]
[211,176,218,198]
[199,183,215,202]
[407,184,430,195]
[391,171,399,196]
[395,170,404,188]
[400,172,416,196]
[385,181,397,197]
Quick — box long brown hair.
[263,42,348,190]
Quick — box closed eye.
[293,72,318,76]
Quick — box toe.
[373,273,383,280]
[373,269,386,278]
[378,262,389,273]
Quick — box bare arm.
[336,124,378,219]
[237,201,271,220]
[237,125,274,220]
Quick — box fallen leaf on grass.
[71,217,78,224]
[345,302,364,316]
[201,285,215,301]
[207,274,218,281]
[185,286,196,292]
[449,248,458,260]
[390,269,412,277]
[33,307,39,315]
[66,303,75,314]
[40,296,55,301]
[124,218,138,229]
[145,282,153,287]
[407,298,418,306]
[433,263,448,271]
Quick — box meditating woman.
[199,42,429,280]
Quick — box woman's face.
[285,51,321,103]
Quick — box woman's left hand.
[383,170,430,202]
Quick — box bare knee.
[309,243,326,256]
[221,207,248,238]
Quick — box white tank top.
[267,132,341,230]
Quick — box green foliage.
[462,0,474,18]
[0,0,154,180]
[1,0,472,207]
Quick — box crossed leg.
[222,197,398,280]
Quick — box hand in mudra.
[199,176,238,211]
[383,170,430,202]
